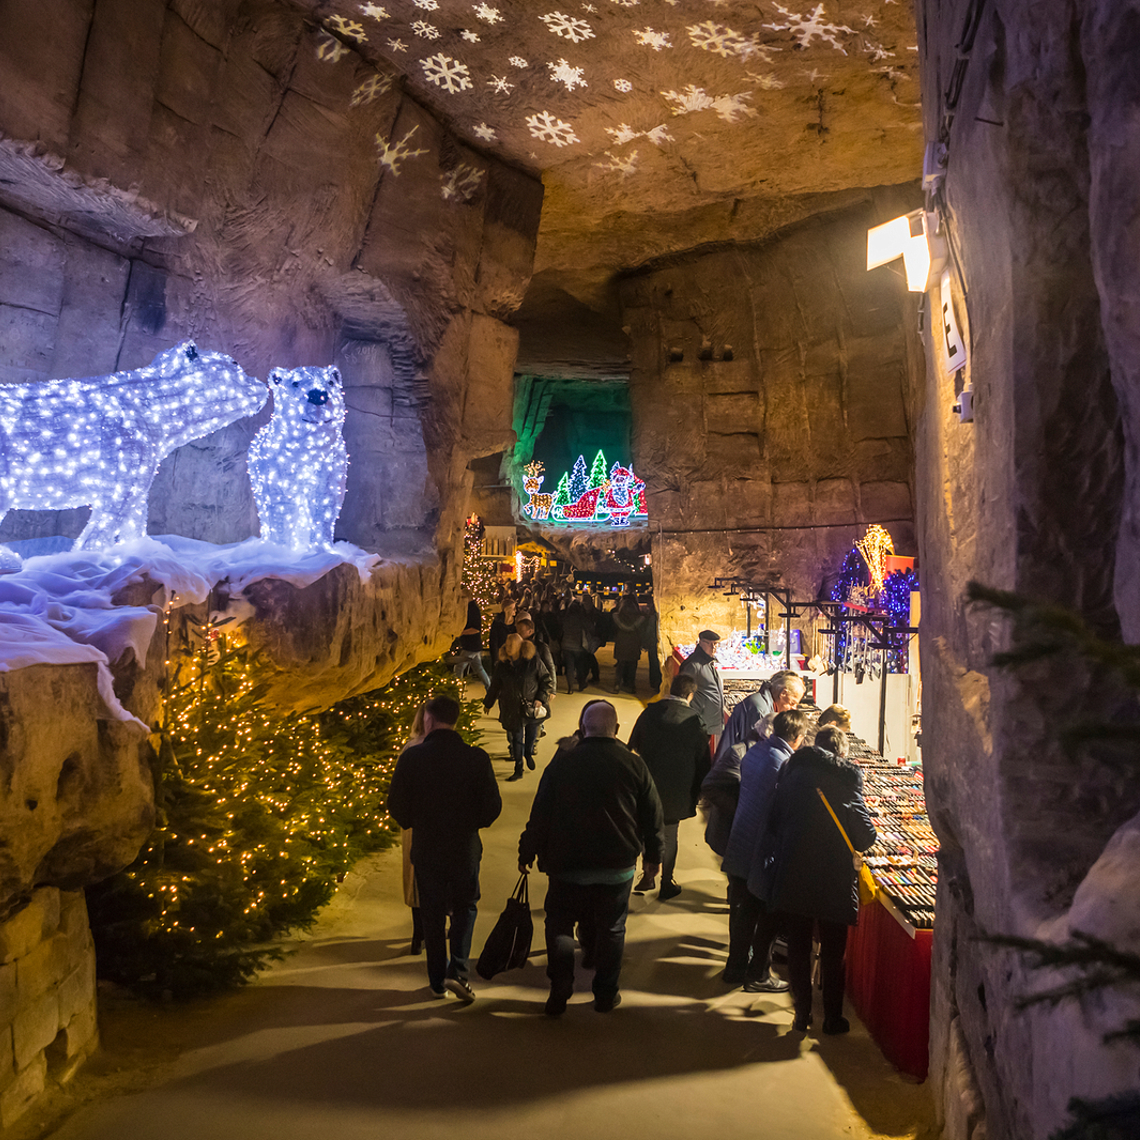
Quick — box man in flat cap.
[679,629,726,752]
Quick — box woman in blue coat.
[757,725,876,1034]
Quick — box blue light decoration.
[526,449,647,527]
[247,366,348,551]
[0,342,267,559]
[829,531,918,672]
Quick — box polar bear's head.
[266,365,346,428]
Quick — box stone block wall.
[0,890,97,1129]
[914,1,1140,1137]
[619,193,920,650]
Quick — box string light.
[0,341,266,552]
[248,366,348,551]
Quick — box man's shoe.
[632,875,656,894]
[444,977,476,1003]
[594,992,622,1013]
[506,769,524,781]
[744,975,791,994]
[657,882,682,902]
[791,1012,812,1032]
[545,989,571,1017]
[721,968,747,987]
[822,1016,851,1035]
[525,754,536,770]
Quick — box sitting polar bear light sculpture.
[247,365,348,551]
[0,341,267,550]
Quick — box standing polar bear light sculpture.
[247,365,348,551]
[0,341,267,551]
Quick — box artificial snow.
[0,534,380,726]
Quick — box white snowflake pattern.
[661,84,715,115]
[422,53,474,93]
[487,74,515,93]
[644,123,673,144]
[473,121,497,141]
[361,3,389,18]
[596,149,639,177]
[734,34,781,62]
[874,65,909,82]
[583,1,597,9]
[440,162,485,202]
[749,72,786,89]
[862,13,878,26]
[316,32,352,62]
[633,27,671,50]
[608,0,638,7]
[351,73,394,106]
[328,15,367,41]
[461,30,481,42]
[686,21,748,57]
[413,0,439,8]
[605,122,672,146]
[710,91,757,122]
[866,45,895,63]
[764,3,855,55]
[526,110,580,146]
[614,78,632,92]
[375,125,428,174]
[474,3,503,23]
[410,20,440,39]
[549,58,588,91]
[540,11,596,44]
[388,37,408,50]
[509,55,529,67]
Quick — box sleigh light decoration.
[523,451,647,528]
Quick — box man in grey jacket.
[678,629,726,747]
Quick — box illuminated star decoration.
[248,366,348,551]
[0,342,266,550]
[856,524,895,596]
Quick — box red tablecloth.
[846,896,932,1080]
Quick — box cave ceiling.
[297,0,923,317]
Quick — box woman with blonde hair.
[484,632,553,781]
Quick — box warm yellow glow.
[866,215,912,271]
[867,211,943,293]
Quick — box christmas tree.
[588,449,608,489]
[86,621,483,999]
[552,472,571,514]
[460,514,500,637]
[568,454,589,502]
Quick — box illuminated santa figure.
[248,364,348,550]
[602,462,645,527]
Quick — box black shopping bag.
[475,872,533,980]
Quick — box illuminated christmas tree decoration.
[531,451,648,526]
[856,523,894,595]
[461,514,501,636]
[248,365,348,551]
[0,341,266,552]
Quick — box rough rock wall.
[915,2,1140,1137]
[619,194,919,650]
[0,0,539,568]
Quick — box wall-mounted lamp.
[866,209,948,292]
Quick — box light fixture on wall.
[866,210,948,292]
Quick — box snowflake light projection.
[605,123,672,146]
[764,3,855,54]
[538,450,647,527]
[328,15,367,42]
[361,3,389,18]
[410,20,440,39]
[375,125,428,174]
[413,0,439,9]
[422,53,473,93]
[248,366,348,552]
[596,150,639,177]
[440,163,485,201]
[388,38,408,51]
[526,111,580,146]
[614,78,633,92]
[633,27,671,50]
[351,73,393,106]
[461,30,481,42]
[686,21,748,57]
[316,32,352,62]
[509,56,529,68]
[663,85,756,123]
[473,121,497,141]
[0,341,267,551]
[473,3,503,23]
[549,59,588,91]
[487,74,515,93]
[540,11,596,43]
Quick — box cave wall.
[619,192,920,650]
[914,2,1140,1137]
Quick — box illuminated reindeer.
[522,460,552,520]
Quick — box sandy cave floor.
[15,655,937,1140]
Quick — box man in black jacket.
[518,701,664,1016]
[387,695,502,1002]
[627,673,709,900]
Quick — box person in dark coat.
[484,633,553,781]
[518,701,664,1016]
[679,629,726,746]
[641,598,662,694]
[453,587,491,689]
[387,695,503,1001]
[719,708,809,989]
[713,670,806,765]
[756,725,877,1035]
[627,673,709,900]
[611,595,645,694]
[516,614,556,726]
[580,593,603,684]
[488,598,517,663]
[559,600,591,693]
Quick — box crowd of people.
[390,597,877,1033]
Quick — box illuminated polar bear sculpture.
[0,341,268,550]
[247,365,348,551]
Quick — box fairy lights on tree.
[0,341,266,553]
[461,514,501,636]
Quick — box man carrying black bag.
[387,695,502,1002]
[518,701,664,1017]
